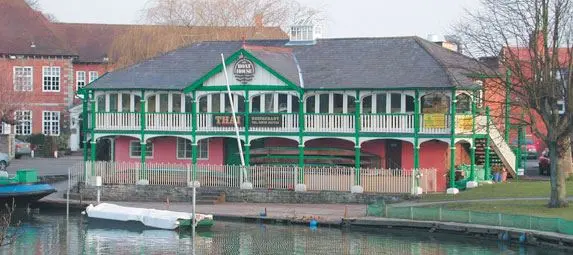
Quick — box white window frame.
[42,111,60,136]
[129,140,153,158]
[0,122,7,135]
[76,71,86,90]
[89,71,99,83]
[176,138,209,160]
[15,110,32,135]
[13,66,33,91]
[42,66,61,92]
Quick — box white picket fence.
[75,161,438,194]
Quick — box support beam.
[190,92,199,187]
[485,107,491,181]
[470,91,477,181]
[295,93,307,192]
[138,90,148,184]
[505,69,511,141]
[82,90,89,162]
[447,88,458,194]
[89,95,96,177]
[351,90,363,194]
[413,90,420,169]
[244,90,250,166]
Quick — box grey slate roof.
[88,37,489,90]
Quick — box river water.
[0,210,565,255]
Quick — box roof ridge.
[412,37,457,86]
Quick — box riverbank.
[36,198,573,252]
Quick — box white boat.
[84,203,214,230]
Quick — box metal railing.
[366,203,573,236]
[81,161,437,194]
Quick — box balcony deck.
[92,112,477,136]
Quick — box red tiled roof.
[0,0,75,56]
[503,46,571,67]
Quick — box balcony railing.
[93,112,475,135]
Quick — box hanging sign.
[423,114,447,129]
[233,55,256,84]
[250,114,282,127]
[212,114,282,128]
[456,115,473,132]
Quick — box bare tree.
[0,200,22,247]
[24,0,40,10]
[143,0,323,30]
[456,0,572,207]
[0,76,29,127]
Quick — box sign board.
[250,114,282,127]
[233,55,255,84]
[456,115,473,132]
[423,114,447,129]
[212,114,282,128]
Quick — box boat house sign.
[213,114,282,127]
[233,55,255,84]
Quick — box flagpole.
[221,54,247,183]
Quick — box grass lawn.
[433,200,573,220]
[420,180,573,201]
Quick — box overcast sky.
[39,0,481,39]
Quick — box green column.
[139,91,146,180]
[413,90,420,169]
[90,95,96,176]
[244,90,250,166]
[470,91,477,181]
[449,89,457,189]
[191,92,198,181]
[82,90,89,162]
[298,93,305,183]
[485,107,491,180]
[354,90,361,186]
[516,123,525,178]
[504,69,511,141]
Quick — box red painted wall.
[114,136,224,165]
[420,140,449,191]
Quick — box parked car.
[0,152,9,171]
[15,138,31,159]
[511,136,539,159]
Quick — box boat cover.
[85,203,213,230]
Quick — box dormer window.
[287,19,322,45]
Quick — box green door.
[224,138,243,165]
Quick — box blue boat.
[0,169,56,207]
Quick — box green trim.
[485,107,491,180]
[139,90,146,180]
[449,88,456,189]
[199,85,293,91]
[183,49,302,94]
[82,90,89,162]
[191,91,198,181]
[470,91,477,181]
[504,69,511,141]
[90,93,96,176]
[244,90,250,166]
[413,89,420,169]
[298,92,305,183]
[354,90,361,186]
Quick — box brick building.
[0,0,286,153]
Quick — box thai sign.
[233,55,255,84]
[423,114,447,129]
[212,114,282,128]
[456,115,473,132]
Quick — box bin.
[16,169,38,183]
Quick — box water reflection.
[0,211,564,255]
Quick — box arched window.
[252,93,297,113]
[456,94,472,113]
[421,93,450,114]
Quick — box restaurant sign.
[212,114,282,128]
[233,54,256,84]
[423,114,447,129]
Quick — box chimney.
[254,14,264,29]
[427,34,461,53]
[529,31,545,54]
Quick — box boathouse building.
[82,27,515,193]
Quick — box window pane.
[109,94,118,112]
[199,96,208,113]
[376,93,387,113]
[97,96,106,112]
[278,94,288,112]
[456,94,471,113]
[406,96,415,112]
[186,96,194,113]
[251,96,261,112]
[159,94,169,112]
[390,93,401,113]
[362,96,372,113]
[121,94,130,112]
[292,96,300,113]
[333,94,344,113]
[212,94,220,112]
[264,94,274,112]
[319,94,329,113]
[172,94,181,113]
[134,96,142,112]
[306,96,315,113]
[147,95,156,113]
[347,96,355,113]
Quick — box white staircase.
[476,116,516,177]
